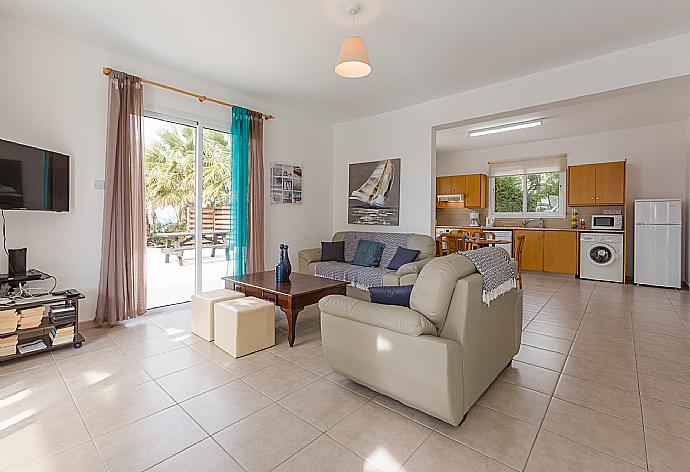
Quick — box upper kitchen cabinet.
[464,174,487,208]
[437,176,453,195]
[567,161,626,206]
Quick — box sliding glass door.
[143,114,231,309]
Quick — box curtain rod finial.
[103,67,112,76]
[198,95,207,102]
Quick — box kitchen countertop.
[436,225,625,233]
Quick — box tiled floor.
[2,274,690,471]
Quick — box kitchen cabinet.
[568,161,625,206]
[437,176,453,196]
[543,231,578,275]
[513,230,544,272]
[464,174,487,208]
[513,230,578,275]
[451,175,466,195]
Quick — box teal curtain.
[229,107,251,275]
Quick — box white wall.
[332,32,690,237]
[0,18,333,320]
[437,122,690,279]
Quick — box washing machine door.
[587,242,617,267]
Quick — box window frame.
[489,171,566,219]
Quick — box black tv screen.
[0,139,69,211]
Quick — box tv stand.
[0,270,85,361]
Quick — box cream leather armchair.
[319,254,522,426]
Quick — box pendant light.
[335,5,372,78]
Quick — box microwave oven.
[591,214,623,230]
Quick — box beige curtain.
[95,70,147,326]
[247,111,265,272]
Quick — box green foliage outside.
[494,172,560,214]
[145,125,231,241]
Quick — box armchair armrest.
[298,247,322,264]
[319,295,436,336]
[396,257,433,277]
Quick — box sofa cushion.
[336,231,413,268]
[386,246,420,270]
[410,254,477,330]
[319,295,436,336]
[321,241,345,262]
[369,285,414,307]
[352,240,385,267]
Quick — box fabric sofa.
[298,231,436,300]
[319,253,522,426]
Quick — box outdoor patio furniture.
[157,230,230,266]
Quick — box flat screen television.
[0,138,69,211]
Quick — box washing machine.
[579,233,624,283]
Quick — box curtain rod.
[102,67,274,120]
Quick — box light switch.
[94,179,105,190]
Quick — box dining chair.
[514,234,526,289]
[483,231,497,247]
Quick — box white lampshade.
[335,35,371,78]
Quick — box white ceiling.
[3,0,690,123]
[435,77,690,154]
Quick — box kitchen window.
[489,155,566,218]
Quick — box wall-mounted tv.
[0,139,69,212]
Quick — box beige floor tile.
[373,393,442,429]
[634,330,690,349]
[17,441,106,472]
[569,341,637,371]
[94,406,207,472]
[0,364,72,416]
[514,344,566,372]
[634,320,688,338]
[525,430,644,472]
[635,341,690,366]
[106,318,168,343]
[0,350,56,376]
[274,344,333,376]
[193,343,282,376]
[149,437,243,472]
[562,355,639,392]
[59,348,151,395]
[136,346,207,378]
[542,398,647,467]
[478,379,550,426]
[521,331,572,354]
[525,320,577,340]
[639,373,690,409]
[400,432,513,472]
[645,427,690,472]
[1,401,92,471]
[76,380,175,437]
[636,356,690,385]
[326,371,379,398]
[214,404,320,472]
[574,329,635,352]
[181,380,272,433]
[435,404,538,470]
[51,328,117,361]
[642,396,690,441]
[243,360,319,400]
[555,374,642,423]
[156,361,236,402]
[279,378,368,431]
[328,402,431,472]
[273,434,379,472]
[533,313,581,329]
[499,359,560,395]
[114,333,189,359]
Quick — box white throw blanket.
[458,247,516,305]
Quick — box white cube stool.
[191,289,245,341]
[214,297,275,358]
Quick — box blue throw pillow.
[386,246,420,270]
[321,241,345,262]
[351,240,385,267]
[369,285,414,307]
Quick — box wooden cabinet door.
[595,162,625,205]
[464,174,487,208]
[513,230,543,271]
[437,176,453,195]
[451,175,466,195]
[543,231,578,275]
[568,164,596,206]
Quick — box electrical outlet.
[94,179,105,190]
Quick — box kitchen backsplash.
[436,205,623,229]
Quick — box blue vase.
[283,244,292,276]
[276,244,289,282]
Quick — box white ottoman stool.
[214,297,275,358]
[191,289,245,341]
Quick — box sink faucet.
[522,219,533,228]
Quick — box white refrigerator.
[634,199,682,288]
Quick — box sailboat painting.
[348,158,400,225]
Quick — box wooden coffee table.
[223,272,347,347]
